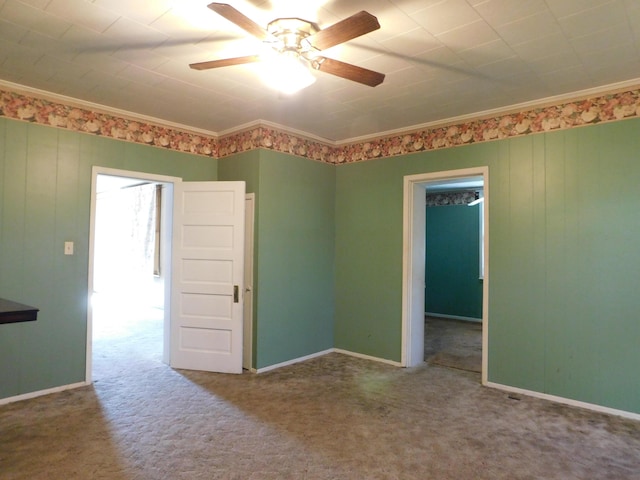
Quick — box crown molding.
[218,118,337,145]
[338,78,640,145]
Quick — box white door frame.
[86,166,180,383]
[243,193,255,371]
[401,166,489,385]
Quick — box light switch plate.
[64,241,74,255]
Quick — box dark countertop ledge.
[0,298,39,324]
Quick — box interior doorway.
[92,176,162,381]
[86,167,179,383]
[423,178,484,373]
[402,167,489,384]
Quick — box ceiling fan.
[189,3,386,88]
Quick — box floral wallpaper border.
[1,86,640,165]
[0,89,219,157]
[426,191,478,207]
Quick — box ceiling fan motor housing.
[266,18,319,55]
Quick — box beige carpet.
[425,316,482,372]
[427,351,482,372]
[1,312,639,479]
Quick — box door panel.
[170,181,245,373]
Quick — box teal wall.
[425,204,482,319]
[0,119,216,399]
[335,119,640,414]
[220,150,335,369]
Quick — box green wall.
[334,156,408,361]
[220,150,335,369]
[3,114,640,415]
[425,204,482,319]
[0,119,216,399]
[218,150,260,366]
[335,119,640,414]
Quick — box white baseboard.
[486,382,640,422]
[426,312,482,323]
[254,348,403,373]
[255,349,335,373]
[334,348,403,367]
[0,381,89,406]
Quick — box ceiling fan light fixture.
[261,50,316,94]
[192,4,384,88]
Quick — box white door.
[170,181,245,373]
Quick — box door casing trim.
[401,166,489,385]
[87,166,181,383]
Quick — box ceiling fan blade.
[208,3,269,40]
[306,11,380,51]
[190,55,261,70]
[313,57,385,87]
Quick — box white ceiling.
[1,0,639,142]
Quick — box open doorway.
[424,178,484,373]
[92,175,163,381]
[86,168,179,383]
[402,167,489,384]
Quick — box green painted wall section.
[0,119,216,399]
[217,150,260,367]
[217,149,260,194]
[334,144,485,362]
[335,119,640,414]
[3,115,640,415]
[220,150,335,369]
[425,204,482,319]
[255,151,335,368]
[334,157,407,361]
